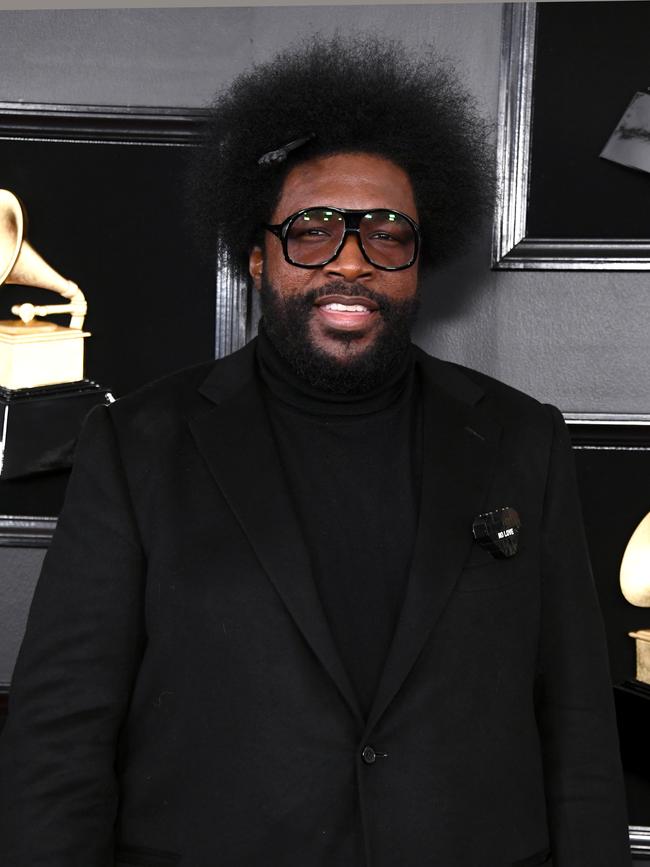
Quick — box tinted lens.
[286,208,345,265]
[359,210,416,268]
[284,208,418,268]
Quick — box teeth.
[323,303,369,312]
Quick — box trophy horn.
[0,189,24,286]
[0,189,87,330]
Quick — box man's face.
[249,153,421,392]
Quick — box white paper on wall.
[600,90,650,175]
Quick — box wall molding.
[493,2,537,268]
[0,101,210,146]
[0,515,57,547]
[565,413,650,451]
[629,825,650,858]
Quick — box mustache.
[300,281,404,314]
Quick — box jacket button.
[361,745,376,765]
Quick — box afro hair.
[188,33,495,281]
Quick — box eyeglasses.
[265,206,420,271]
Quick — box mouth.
[313,294,379,330]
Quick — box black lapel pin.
[472,506,521,559]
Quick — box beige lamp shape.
[0,189,89,390]
[620,511,650,685]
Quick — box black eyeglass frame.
[265,206,421,271]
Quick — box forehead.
[272,152,418,222]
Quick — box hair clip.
[257,132,316,166]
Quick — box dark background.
[575,448,650,686]
[574,446,650,827]
[0,133,215,516]
[528,1,650,239]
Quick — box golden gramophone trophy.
[620,511,650,691]
[0,189,112,479]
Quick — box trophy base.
[629,630,650,686]
[616,679,650,700]
[0,322,90,390]
[0,379,114,480]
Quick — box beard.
[259,274,420,394]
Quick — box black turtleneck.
[256,325,423,718]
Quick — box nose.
[323,232,374,282]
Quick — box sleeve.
[0,403,146,867]
[535,405,631,867]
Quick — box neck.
[256,323,415,416]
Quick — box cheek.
[264,252,315,297]
[262,241,287,282]
[387,271,418,301]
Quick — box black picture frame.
[570,429,650,847]
[493,1,650,270]
[0,102,250,544]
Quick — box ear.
[249,246,264,291]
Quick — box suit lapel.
[188,343,363,727]
[365,354,502,735]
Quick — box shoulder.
[413,345,561,439]
[103,340,256,440]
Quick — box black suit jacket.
[0,340,631,867]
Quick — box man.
[0,36,631,867]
